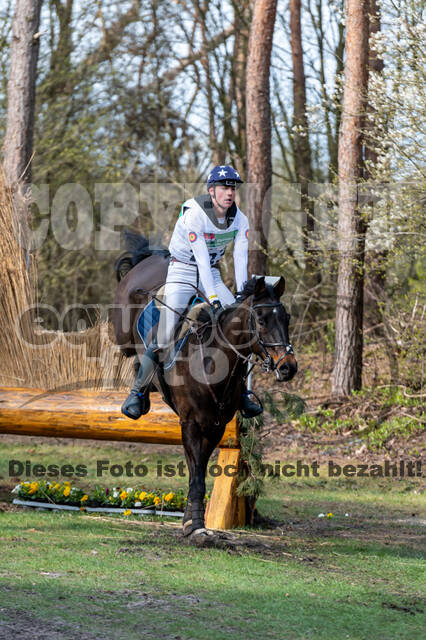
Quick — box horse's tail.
[115,229,170,281]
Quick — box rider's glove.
[211,299,223,314]
[235,291,245,303]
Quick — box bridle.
[248,299,295,376]
[214,296,295,377]
[190,294,296,418]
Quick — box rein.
[136,282,210,328]
[192,295,295,417]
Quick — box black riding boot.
[240,390,263,419]
[121,346,159,420]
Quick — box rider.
[121,165,263,420]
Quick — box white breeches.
[156,260,235,349]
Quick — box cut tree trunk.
[246,0,278,276]
[332,0,369,396]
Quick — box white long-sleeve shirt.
[168,194,249,300]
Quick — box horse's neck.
[218,303,251,360]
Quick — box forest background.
[0,0,424,423]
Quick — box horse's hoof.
[183,520,211,538]
[191,528,211,536]
[182,519,194,537]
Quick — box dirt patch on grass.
[116,525,318,564]
[0,607,104,640]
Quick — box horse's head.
[249,276,298,382]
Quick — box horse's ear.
[273,276,286,299]
[254,276,266,296]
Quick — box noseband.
[249,300,295,374]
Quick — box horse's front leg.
[181,421,222,536]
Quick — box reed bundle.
[0,169,132,391]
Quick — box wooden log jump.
[0,386,244,529]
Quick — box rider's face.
[209,185,236,212]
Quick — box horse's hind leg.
[181,421,221,536]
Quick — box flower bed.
[11,480,188,515]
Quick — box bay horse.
[113,232,297,535]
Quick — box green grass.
[0,436,425,639]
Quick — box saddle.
[136,292,210,412]
[136,287,209,363]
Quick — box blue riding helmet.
[207,165,243,189]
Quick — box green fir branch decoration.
[263,390,306,422]
[237,414,265,501]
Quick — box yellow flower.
[139,491,147,501]
[326,512,334,519]
[164,492,174,502]
[28,481,38,495]
[120,490,127,500]
[81,495,88,502]
[64,481,71,486]
[123,509,132,516]
[153,496,161,506]
[63,486,71,497]
[54,483,61,490]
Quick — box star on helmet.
[218,169,228,177]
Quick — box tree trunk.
[3,0,43,187]
[289,0,318,287]
[246,0,277,276]
[364,0,383,170]
[46,0,74,98]
[230,1,252,174]
[363,1,396,380]
[332,0,369,396]
[332,13,345,179]
[364,0,386,327]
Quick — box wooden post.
[205,448,245,530]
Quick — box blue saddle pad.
[136,299,160,348]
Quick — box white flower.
[317,513,325,518]
[134,501,141,507]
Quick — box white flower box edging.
[13,498,184,518]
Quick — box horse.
[113,231,298,536]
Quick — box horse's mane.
[237,276,263,300]
[115,229,170,281]
[195,277,269,325]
